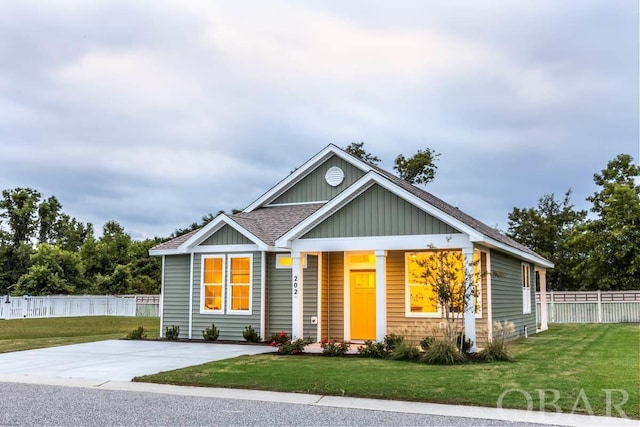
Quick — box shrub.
[202,324,220,341]
[383,333,404,351]
[242,325,260,343]
[421,339,466,365]
[269,331,307,354]
[420,336,435,351]
[357,340,387,358]
[164,325,180,341]
[477,320,515,362]
[126,326,147,340]
[388,341,421,361]
[320,339,350,356]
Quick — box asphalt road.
[0,382,555,427]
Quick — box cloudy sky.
[1,1,638,240]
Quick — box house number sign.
[292,275,299,299]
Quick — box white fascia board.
[473,236,555,269]
[178,215,268,252]
[291,234,471,253]
[276,172,484,247]
[243,144,375,212]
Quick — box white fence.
[0,295,137,320]
[536,291,640,324]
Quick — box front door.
[350,270,376,340]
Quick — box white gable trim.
[243,144,375,212]
[176,214,268,252]
[275,171,484,248]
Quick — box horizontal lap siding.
[162,255,191,339]
[191,252,262,341]
[491,250,536,339]
[325,252,344,341]
[303,255,318,341]
[266,253,292,336]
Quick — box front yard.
[135,323,640,419]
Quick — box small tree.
[410,249,478,348]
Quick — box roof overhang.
[149,214,269,256]
[275,171,485,248]
[243,144,375,212]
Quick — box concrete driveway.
[0,340,274,382]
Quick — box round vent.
[325,166,344,187]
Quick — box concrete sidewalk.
[0,374,636,427]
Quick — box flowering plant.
[269,331,307,355]
[320,338,351,356]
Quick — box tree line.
[0,145,637,296]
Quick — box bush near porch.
[135,323,640,419]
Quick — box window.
[229,255,252,313]
[202,256,224,312]
[200,254,253,315]
[275,253,307,269]
[405,251,481,317]
[522,263,531,314]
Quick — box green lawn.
[0,316,160,353]
[135,324,640,419]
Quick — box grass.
[0,316,160,353]
[135,323,640,419]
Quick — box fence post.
[597,290,602,323]
[550,290,554,323]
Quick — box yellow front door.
[350,270,376,340]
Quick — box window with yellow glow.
[229,256,251,312]
[405,251,480,317]
[275,254,307,269]
[202,256,224,312]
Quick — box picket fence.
[536,291,640,324]
[0,295,137,320]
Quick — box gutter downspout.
[188,252,194,339]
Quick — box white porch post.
[463,247,477,352]
[538,269,548,331]
[375,250,387,342]
[291,252,304,339]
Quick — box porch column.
[463,247,477,352]
[538,268,548,331]
[375,250,387,342]
[291,252,304,339]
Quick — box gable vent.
[325,166,345,187]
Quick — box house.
[149,144,553,350]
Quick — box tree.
[393,148,440,185]
[14,244,85,295]
[0,188,41,246]
[507,190,586,290]
[344,142,381,164]
[37,196,62,244]
[571,154,640,290]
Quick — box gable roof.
[150,144,552,267]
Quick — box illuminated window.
[229,255,252,312]
[522,263,531,314]
[405,251,480,317]
[202,256,224,312]
[275,254,307,269]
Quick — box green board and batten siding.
[190,251,263,341]
[271,155,366,205]
[162,255,191,339]
[302,184,459,238]
[490,250,536,338]
[201,224,252,245]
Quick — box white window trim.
[275,253,307,269]
[200,255,225,315]
[227,253,253,315]
[404,251,483,319]
[522,262,532,314]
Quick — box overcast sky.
[1,1,638,240]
